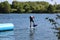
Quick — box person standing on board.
[29,16,35,28]
[29,16,37,28]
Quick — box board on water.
[33,24,37,27]
[30,24,37,29]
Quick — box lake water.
[0,13,60,40]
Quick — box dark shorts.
[30,19,34,22]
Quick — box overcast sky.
[0,0,60,4]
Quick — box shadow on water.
[54,14,60,40]
[0,29,14,32]
[45,14,60,40]
[53,30,60,40]
[29,28,35,40]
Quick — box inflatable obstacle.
[0,23,14,31]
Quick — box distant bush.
[0,1,60,13]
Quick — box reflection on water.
[57,31,60,40]
[29,28,35,40]
[55,30,60,40]
[0,31,15,40]
[46,14,60,40]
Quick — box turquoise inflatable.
[0,23,14,31]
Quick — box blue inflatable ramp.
[0,23,14,31]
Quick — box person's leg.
[30,20,34,28]
[32,21,35,27]
[30,22,31,28]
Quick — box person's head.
[30,16,34,18]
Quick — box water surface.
[0,13,60,40]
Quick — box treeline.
[0,1,60,13]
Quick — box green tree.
[0,3,4,13]
[24,3,32,13]
[17,4,25,13]
[56,4,60,10]
[47,4,56,13]
[0,1,11,13]
[12,1,19,9]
